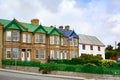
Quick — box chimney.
[59,26,63,29]
[31,18,39,25]
[65,25,70,30]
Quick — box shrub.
[100,59,117,68]
[41,66,52,74]
[71,54,102,65]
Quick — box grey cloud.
[39,0,62,12]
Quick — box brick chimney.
[31,18,39,25]
[59,26,63,29]
[65,25,70,30]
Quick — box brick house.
[0,18,79,64]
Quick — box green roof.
[0,19,64,36]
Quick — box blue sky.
[0,0,120,47]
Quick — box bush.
[41,66,52,74]
[71,54,102,65]
[100,60,117,68]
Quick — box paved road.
[0,71,80,80]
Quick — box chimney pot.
[65,25,70,30]
[31,18,39,25]
[59,26,63,29]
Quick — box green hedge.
[2,59,41,67]
[2,59,120,75]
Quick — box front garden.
[2,54,120,75]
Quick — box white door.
[21,52,25,61]
[27,51,30,61]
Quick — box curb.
[0,69,86,80]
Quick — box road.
[0,70,80,80]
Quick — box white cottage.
[78,34,105,59]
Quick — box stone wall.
[3,65,120,80]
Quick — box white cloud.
[0,0,120,47]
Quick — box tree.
[117,42,120,49]
[105,45,113,51]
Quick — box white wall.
[79,44,105,59]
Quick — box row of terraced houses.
[0,18,105,67]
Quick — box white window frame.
[70,39,74,46]
[40,34,45,43]
[28,34,31,43]
[22,34,26,42]
[12,48,18,59]
[55,36,60,45]
[61,38,63,46]
[35,49,39,59]
[6,31,11,41]
[6,48,11,59]
[56,50,60,59]
[13,31,19,41]
[63,38,67,46]
[50,36,54,44]
[50,50,54,59]
[40,49,45,59]
[35,34,39,43]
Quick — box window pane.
[56,50,59,59]
[6,48,11,59]
[13,31,19,41]
[82,44,85,50]
[23,34,26,42]
[50,50,54,59]
[63,38,67,46]
[50,36,54,44]
[35,34,39,43]
[28,34,31,43]
[12,48,18,59]
[55,36,60,44]
[35,50,39,58]
[6,31,11,41]
[40,34,45,43]
[40,49,45,59]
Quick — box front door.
[21,52,25,61]
[27,51,30,61]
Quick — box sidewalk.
[0,68,86,80]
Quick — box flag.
[67,36,73,41]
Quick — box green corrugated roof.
[0,19,11,26]
[0,19,64,36]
